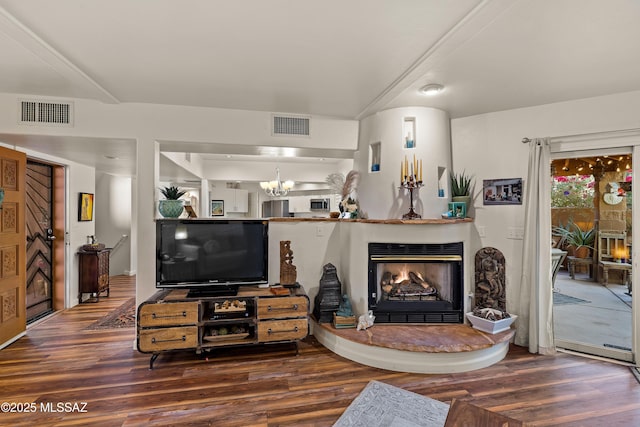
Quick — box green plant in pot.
[450,171,473,215]
[552,220,595,258]
[158,186,186,218]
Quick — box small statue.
[313,263,343,323]
[279,241,297,286]
[336,294,353,317]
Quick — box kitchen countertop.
[268,217,473,224]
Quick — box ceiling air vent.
[272,114,310,137]
[19,100,73,126]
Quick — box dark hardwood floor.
[0,276,639,426]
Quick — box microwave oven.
[310,198,330,210]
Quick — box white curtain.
[515,138,555,354]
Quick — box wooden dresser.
[137,286,309,369]
[78,248,110,304]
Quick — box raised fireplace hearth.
[368,242,464,323]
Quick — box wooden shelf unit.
[137,286,309,369]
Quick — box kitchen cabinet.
[288,196,311,213]
[211,188,248,213]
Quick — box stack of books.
[333,312,356,329]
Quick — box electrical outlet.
[507,227,524,240]
[316,225,324,237]
[514,227,524,239]
[477,226,486,237]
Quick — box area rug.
[86,298,136,329]
[553,292,590,306]
[333,380,449,427]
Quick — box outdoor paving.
[553,269,632,351]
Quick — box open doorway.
[551,154,633,362]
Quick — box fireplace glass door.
[368,243,464,323]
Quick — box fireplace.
[368,242,464,323]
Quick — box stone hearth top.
[316,322,514,353]
[269,217,473,224]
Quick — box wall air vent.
[272,114,310,137]
[19,100,73,126]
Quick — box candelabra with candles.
[400,154,423,219]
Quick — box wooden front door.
[26,161,55,322]
[0,147,26,347]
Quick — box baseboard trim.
[0,332,26,350]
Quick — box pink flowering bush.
[551,175,594,208]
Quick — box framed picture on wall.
[211,200,224,216]
[483,178,523,205]
[78,192,94,221]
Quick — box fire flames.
[380,267,437,299]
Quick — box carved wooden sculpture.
[474,247,506,311]
[313,263,342,323]
[279,240,297,286]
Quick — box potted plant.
[466,307,517,334]
[450,171,473,212]
[553,220,595,258]
[158,186,186,218]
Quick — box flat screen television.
[156,219,268,296]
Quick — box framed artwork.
[211,200,224,216]
[78,192,94,221]
[483,178,523,205]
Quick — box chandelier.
[260,168,294,197]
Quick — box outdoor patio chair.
[551,248,567,291]
[598,231,631,286]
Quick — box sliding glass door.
[551,149,634,363]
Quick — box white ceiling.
[1,0,639,177]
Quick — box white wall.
[0,94,359,152]
[451,89,640,314]
[68,163,97,305]
[268,220,475,319]
[357,107,452,219]
[268,221,342,307]
[0,93,360,309]
[5,88,640,320]
[201,158,353,184]
[95,172,132,275]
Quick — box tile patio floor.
[553,269,632,351]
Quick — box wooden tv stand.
[137,286,309,369]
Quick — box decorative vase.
[158,199,184,218]
[451,195,471,217]
[466,312,518,334]
[574,246,590,258]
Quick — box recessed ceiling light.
[419,83,444,96]
[226,155,233,158]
